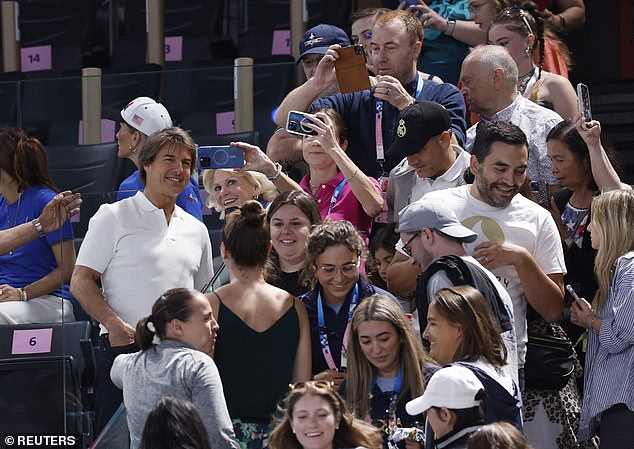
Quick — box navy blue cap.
[298,24,351,61]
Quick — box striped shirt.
[578,251,634,440]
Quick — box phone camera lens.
[199,156,211,168]
[288,121,298,131]
[213,149,229,167]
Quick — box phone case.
[334,45,371,94]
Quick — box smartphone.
[197,146,244,170]
[334,44,371,94]
[576,83,592,128]
[565,284,582,302]
[286,111,319,137]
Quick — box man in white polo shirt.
[71,127,213,433]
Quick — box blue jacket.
[311,76,467,178]
[116,170,204,221]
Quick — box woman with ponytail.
[488,3,578,118]
[208,200,312,449]
[110,288,237,449]
[0,127,75,323]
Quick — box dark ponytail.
[135,288,199,350]
[222,200,270,268]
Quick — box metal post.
[234,57,253,132]
[146,0,164,67]
[82,67,102,144]
[1,1,20,72]
[290,0,306,85]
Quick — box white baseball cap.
[120,96,172,136]
[406,365,484,415]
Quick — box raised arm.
[576,116,631,191]
[407,3,486,46]
[0,192,81,256]
[234,141,302,192]
[306,113,384,217]
[273,45,341,127]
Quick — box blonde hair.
[201,169,278,212]
[590,189,634,310]
[346,294,429,420]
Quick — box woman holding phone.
[202,142,301,219]
[298,108,383,243]
[571,189,634,449]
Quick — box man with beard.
[423,120,565,392]
[268,9,467,177]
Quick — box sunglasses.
[289,380,335,391]
[500,6,534,34]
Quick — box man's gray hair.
[468,45,519,87]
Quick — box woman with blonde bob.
[344,294,432,446]
[571,189,634,448]
[202,169,278,218]
[268,381,382,449]
[202,141,302,219]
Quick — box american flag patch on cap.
[132,114,144,126]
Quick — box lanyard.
[373,368,403,420]
[317,283,359,370]
[375,73,425,173]
[325,178,347,220]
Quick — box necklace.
[309,179,320,195]
[4,193,22,256]
[518,67,536,96]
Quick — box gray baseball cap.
[397,197,477,243]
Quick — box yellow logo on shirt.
[397,119,407,137]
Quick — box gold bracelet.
[18,288,28,301]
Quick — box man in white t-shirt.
[397,196,519,386]
[71,127,213,433]
[423,120,566,391]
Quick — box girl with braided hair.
[488,3,578,118]
[111,288,237,449]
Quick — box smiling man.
[71,127,213,433]
[423,120,566,392]
[268,10,466,177]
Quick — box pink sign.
[78,119,117,144]
[21,45,53,72]
[11,328,53,355]
[216,111,235,135]
[271,30,291,55]
[165,36,183,62]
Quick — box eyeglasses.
[402,232,421,258]
[500,6,534,34]
[289,380,335,391]
[468,1,488,14]
[318,261,360,277]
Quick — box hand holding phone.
[334,44,371,94]
[565,284,581,302]
[198,146,244,170]
[576,83,592,129]
[286,111,321,137]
